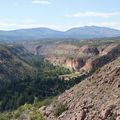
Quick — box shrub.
[12,104,44,120]
[30,109,44,120]
[34,97,54,108]
[13,111,20,119]
[54,103,68,117]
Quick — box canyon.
[33,42,120,73]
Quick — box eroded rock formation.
[43,44,120,71]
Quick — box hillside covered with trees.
[0,44,88,114]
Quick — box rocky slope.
[40,56,120,120]
[0,44,35,83]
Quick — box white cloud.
[0,20,66,31]
[32,0,51,5]
[23,19,34,23]
[0,21,17,28]
[66,12,120,18]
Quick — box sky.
[0,0,120,31]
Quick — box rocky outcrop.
[84,44,120,70]
[80,45,99,56]
[43,45,100,71]
[45,56,85,70]
[41,56,120,120]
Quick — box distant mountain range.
[0,26,120,41]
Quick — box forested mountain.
[0,26,120,41]
[65,26,120,39]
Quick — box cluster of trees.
[0,56,88,112]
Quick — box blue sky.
[0,0,120,30]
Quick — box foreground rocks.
[40,57,120,120]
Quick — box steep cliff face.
[42,45,100,71]
[65,58,85,70]
[45,56,85,70]
[40,56,120,120]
